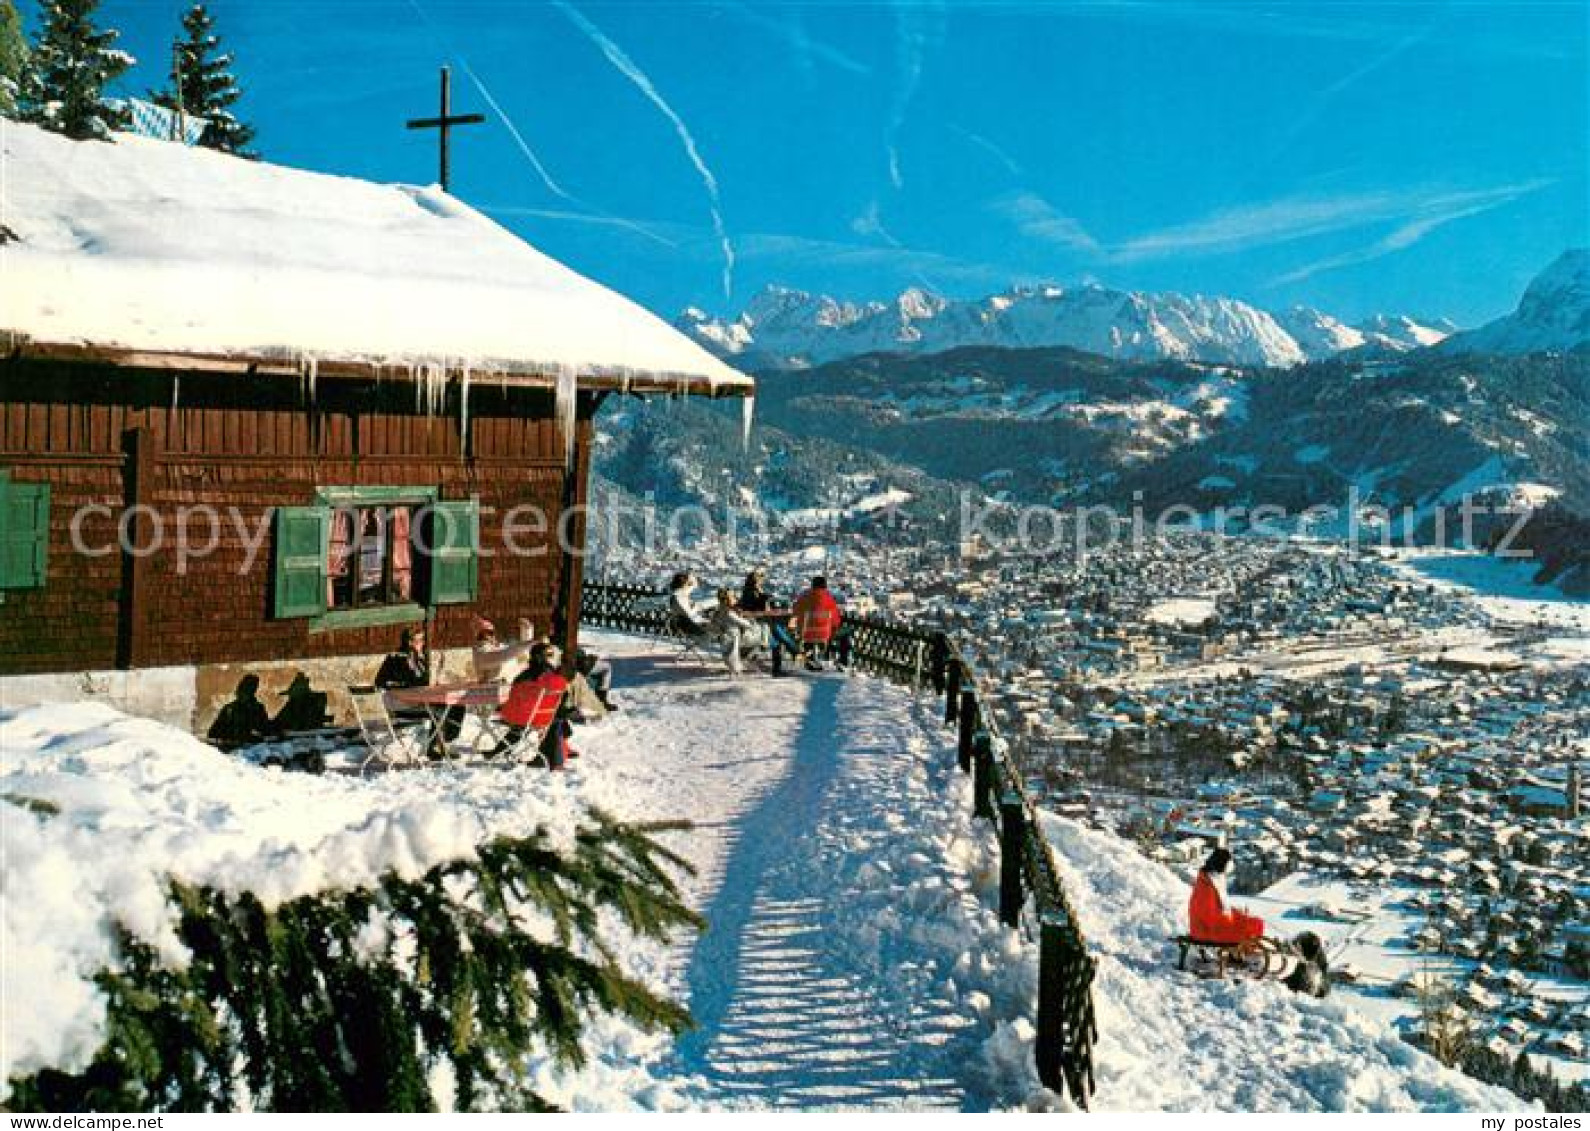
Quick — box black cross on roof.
[406,66,484,193]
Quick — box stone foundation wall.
[0,646,474,735]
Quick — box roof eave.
[3,338,754,399]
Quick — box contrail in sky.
[405,0,569,201]
[887,0,946,190]
[455,58,574,203]
[554,0,736,300]
[405,0,673,247]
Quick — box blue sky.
[61,1,1590,324]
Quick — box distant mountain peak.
[1442,248,1590,356]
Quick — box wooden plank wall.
[0,361,596,676]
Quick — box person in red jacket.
[491,643,572,769]
[1188,847,1265,945]
[791,576,852,671]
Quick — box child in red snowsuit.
[1188,847,1265,944]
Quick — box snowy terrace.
[0,630,1527,1112]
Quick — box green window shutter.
[0,475,50,590]
[273,506,329,619]
[425,499,478,606]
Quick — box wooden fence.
[581,581,1099,1108]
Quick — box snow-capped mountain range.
[678,282,1456,370]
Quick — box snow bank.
[0,701,589,1087]
[0,120,748,390]
[1146,597,1219,627]
[1037,816,1529,1112]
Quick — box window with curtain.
[328,504,417,610]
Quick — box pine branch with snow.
[17,0,133,141]
[3,814,702,1113]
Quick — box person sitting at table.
[792,576,853,671]
[493,642,573,768]
[707,588,768,675]
[374,625,462,760]
[208,674,274,749]
[740,568,798,676]
[271,672,330,734]
[666,572,712,637]
[472,616,536,684]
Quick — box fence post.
[973,731,994,819]
[999,793,1024,927]
[1036,913,1066,1098]
[911,640,925,695]
[945,658,962,726]
[957,690,977,774]
[930,632,949,694]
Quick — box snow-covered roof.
[0,120,751,397]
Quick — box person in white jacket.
[471,617,536,684]
[667,571,710,633]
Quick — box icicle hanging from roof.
[409,361,449,416]
[459,362,472,450]
[741,392,755,452]
[298,354,318,406]
[555,364,578,467]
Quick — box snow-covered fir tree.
[152,3,255,157]
[18,0,133,140]
[0,1,27,115]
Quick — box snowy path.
[576,633,1016,1111]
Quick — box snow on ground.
[1386,548,1590,633]
[1038,817,1529,1112]
[0,701,592,1088]
[1146,597,1220,627]
[1244,875,1589,1087]
[780,488,916,530]
[0,632,1037,1110]
[558,634,1041,1111]
[0,631,1539,1110]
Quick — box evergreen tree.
[151,3,254,156]
[0,1,26,115]
[18,0,133,140]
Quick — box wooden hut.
[0,122,750,728]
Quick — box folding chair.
[662,609,718,664]
[797,608,842,670]
[493,683,567,765]
[348,684,426,775]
